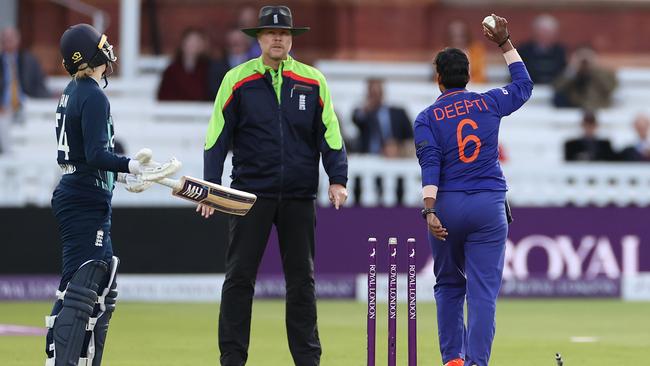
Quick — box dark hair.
[434,48,470,89]
[582,110,597,125]
[174,27,208,61]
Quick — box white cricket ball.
[482,15,496,30]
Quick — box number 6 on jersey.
[457,118,481,163]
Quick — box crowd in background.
[156,7,260,102]
[0,26,51,154]
[565,111,650,162]
[0,9,647,162]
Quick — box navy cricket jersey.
[55,77,130,194]
[414,61,533,192]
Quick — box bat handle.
[156,177,182,191]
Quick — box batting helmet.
[60,24,117,76]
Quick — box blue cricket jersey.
[54,78,130,194]
[414,61,533,192]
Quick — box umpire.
[198,6,348,366]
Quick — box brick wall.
[17,0,650,75]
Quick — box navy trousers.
[46,184,114,359]
[51,185,113,290]
[429,191,507,366]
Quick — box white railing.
[13,98,643,169]
[1,155,649,208]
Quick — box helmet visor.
[98,34,117,63]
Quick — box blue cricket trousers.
[429,191,507,366]
[46,183,114,359]
[51,184,114,291]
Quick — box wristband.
[421,207,437,219]
[498,34,510,48]
[503,49,523,65]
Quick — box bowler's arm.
[482,14,534,117]
[414,112,448,240]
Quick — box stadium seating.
[1,59,649,208]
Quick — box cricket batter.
[198,6,348,366]
[45,24,179,365]
[415,15,533,366]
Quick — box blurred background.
[0,0,649,364]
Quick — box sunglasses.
[260,6,290,17]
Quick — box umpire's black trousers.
[219,198,321,366]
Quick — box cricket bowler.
[415,14,533,366]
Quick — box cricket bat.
[156,176,256,216]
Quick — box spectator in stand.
[0,26,50,103]
[620,114,650,162]
[0,26,50,153]
[352,78,414,158]
[446,20,487,83]
[157,28,213,101]
[564,111,617,161]
[209,29,252,99]
[352,78,412,205]
[237,6,262,59]
[519,14,567,84]
[553,46,617,109]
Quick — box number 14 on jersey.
[56,112,70,160]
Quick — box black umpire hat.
[241,6,309,37]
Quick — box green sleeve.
[204,71,240,184]
[317,74,343,150]
[205,72,236,150]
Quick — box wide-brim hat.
[241,5,309,37]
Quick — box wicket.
[367,238,377,366]
[367,237,417,366]
[388,237,397,366]
[407,238,417,366]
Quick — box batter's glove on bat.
[128,148,182,182]
[117,173,153,193]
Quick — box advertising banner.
[1,207,648,300]
[262,206,650,298]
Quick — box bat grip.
[156,178,181,191]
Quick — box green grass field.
[1,300,648,365]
